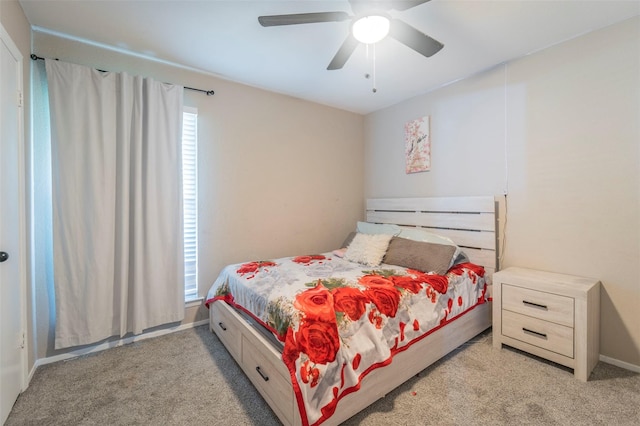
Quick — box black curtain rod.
[30,54,215,96]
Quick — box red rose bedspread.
[205,253,487,426]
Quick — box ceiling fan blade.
[389,18,443,57]
[327,34,359,70]
[348,0,430,13]
[258,12,351,27]
[388,0,431,11]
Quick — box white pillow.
[344,233,393,267]
[356,221,401,236]
[397,226,456,246]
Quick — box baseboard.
[26,361,38,387]
[599,354,640,373]
[32,319,209,371]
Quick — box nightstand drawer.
[503,284,574,327]
[502,310,574,358]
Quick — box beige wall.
[365,18,640,367]
[31,31,364,360]
[1,0,35,374]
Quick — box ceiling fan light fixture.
[351,14,390,44]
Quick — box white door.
[0,24,26,425]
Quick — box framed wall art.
[404,115,431,174]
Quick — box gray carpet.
[6,325,640,425]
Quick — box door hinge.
[17,90,23,107]
[20,332,25,349]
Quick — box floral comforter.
[205,253,487,426]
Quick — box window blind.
[182,108,198,301]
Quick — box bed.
[206,196,504,426]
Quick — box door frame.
[1,22,28,394]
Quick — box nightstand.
[492,267,600,381]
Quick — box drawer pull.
[522,300,548,310]
[256,366,269,382]
[218,322,227,331]
[523,327,547,339]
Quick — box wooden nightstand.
[492,267,600,381]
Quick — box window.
[182,108,198,301]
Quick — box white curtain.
[46,59,185,349]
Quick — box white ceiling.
[18,0,640,114]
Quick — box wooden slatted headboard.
[366,196,505,282]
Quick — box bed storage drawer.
[502,284,574,327]
[210,302,242,362]
[209,302,299,425]
[242,335,295,425]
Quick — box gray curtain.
[46,59,185,349]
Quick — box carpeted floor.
[6,325,640,425]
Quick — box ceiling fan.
[258,0,444,70]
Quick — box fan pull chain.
[372,43,377,93]
[364,44,378,94]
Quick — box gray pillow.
[341,231,357,248]
[383,237,457,275]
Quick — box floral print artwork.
[206,254,487,426]
[405,115,431,174]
